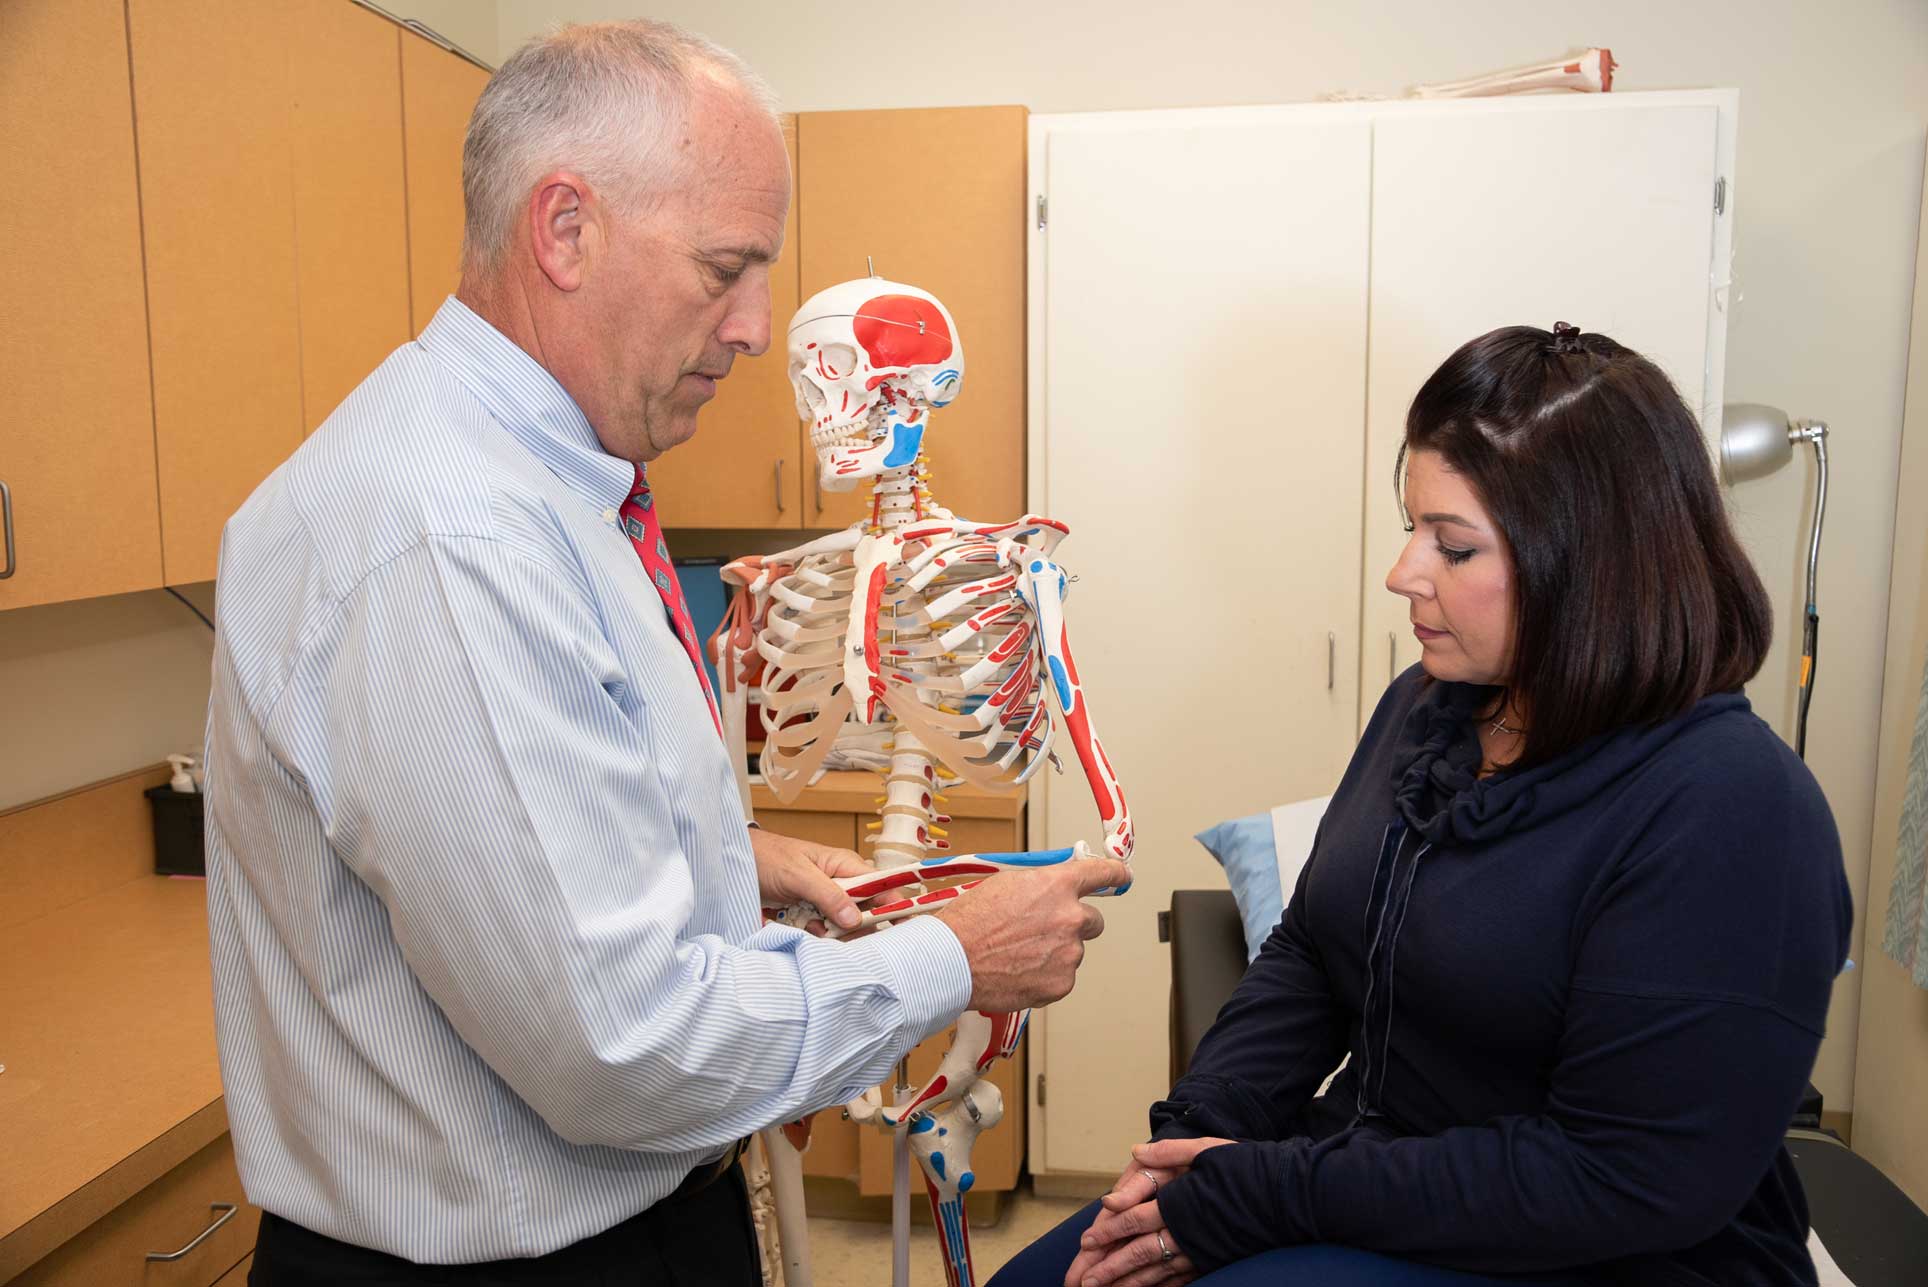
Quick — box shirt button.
[602,508,618,524]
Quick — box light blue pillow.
[1195,812,1284,962]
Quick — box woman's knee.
[983,1200,1104,1287]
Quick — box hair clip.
[1549,321,1585,354]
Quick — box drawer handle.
[145,1202,237,1262]
[1,479,15,579]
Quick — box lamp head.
[1720,402,1795,484]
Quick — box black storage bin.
[145,786,206,876]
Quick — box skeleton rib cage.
[755,519,1079,839]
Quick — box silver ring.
[1140,1168,1159,1192]
[1155,1230,1174,1263]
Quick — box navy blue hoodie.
[1152,667,1853,1285]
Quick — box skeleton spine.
[871,454,941,866]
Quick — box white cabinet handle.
[145,1202,237,1262]
[0,480,14,580]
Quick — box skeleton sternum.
[871,456,943,866]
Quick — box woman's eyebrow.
[1418,510,1481,529]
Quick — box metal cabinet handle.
[1327,631,1336,690]
[145,1202,237,1262]
[775,458,785,514]
[1388,631,1397,683]
[1,479,14,580]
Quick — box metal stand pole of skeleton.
[711,275,1133,1287]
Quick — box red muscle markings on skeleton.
[713,277,1132,1287]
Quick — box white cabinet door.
[1029,113,1371,1174]
[1359,100,1731,727]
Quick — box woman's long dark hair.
[1397,325,1772,769]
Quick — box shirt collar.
[416,296,636,512]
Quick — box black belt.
[668,1136,750,1203]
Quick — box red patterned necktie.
[619,464,722,737]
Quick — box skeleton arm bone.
[765,843,1104,934]
[1017,556,1135,863]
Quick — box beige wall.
[1852,143,1928,1207]
[488,0,1927,1112]
[0,586,215,814]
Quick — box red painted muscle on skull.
[854,295,954,369]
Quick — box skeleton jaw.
[815,415,925,492]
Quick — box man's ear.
[527,171,598,292]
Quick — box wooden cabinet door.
[1358,102,1726,728]
[402,36,489,332]
[797,108,1027,530]
[9,1134,260,1287]
[0,0,162,610]
[128,0,304,586]
[649,118,805,529]
[291,0,411,433]
[1031,112,1372,1173]
[755,807,856,853]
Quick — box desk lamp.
[1720,403,1831,758]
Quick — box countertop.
[0,874,225,1279]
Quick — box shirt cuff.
[847,915,974,1045]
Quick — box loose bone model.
[713,276,1133,1287]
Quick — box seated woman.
[991,324,1853,1287]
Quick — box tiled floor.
[803,1181,1092,1287]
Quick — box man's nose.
[718,270,773,357]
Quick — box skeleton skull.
[789,276,965,491]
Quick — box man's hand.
[931,857,1130,1012]
[1063,1138,1232,1287]
[749,827,870,934]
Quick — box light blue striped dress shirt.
[204,297,972,1263]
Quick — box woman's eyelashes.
[1436,541,1475,566]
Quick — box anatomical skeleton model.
[712,277,1133,1287]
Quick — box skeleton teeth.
[810,422,882,452]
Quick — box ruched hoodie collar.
[1391,679,1753,845]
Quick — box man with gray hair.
[204,20,1126,1285]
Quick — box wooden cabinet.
[402,36,490,332]
[750,772,1030,1214]
[0,21,1031,606]
[648,119,805,528]
[1030,107,1373,1178]
[9,1136,261,1287]
[0,0,163,610]
[127,0,306,587]
[291,0,412,433]
[797,107,1029,530]
[212,1253,254,1285]
[78,2,481,590]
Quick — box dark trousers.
[986,1199,1587,1287]
[249,1163,760,1287]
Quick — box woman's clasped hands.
[1063,1137,1233,1287]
